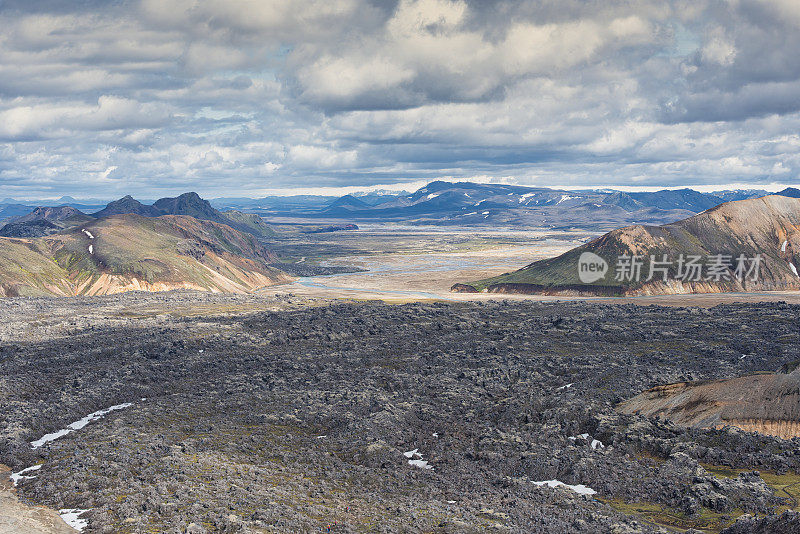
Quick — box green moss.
[600,498,741,533]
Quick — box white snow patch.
[296,257,306,264]
[88,244,93,255]
[791,263,799,277]
[59,509,90,532]
[10,464,42,486]
[408,459,433,470]
[82,229,94,239]
[482,211,490,215]
[425,193,441,200]
[433,432,439,438]
[555,383,574,391]
[404,448,433,469]
[533,480,596,495]
[782,240,788,252]
[519,193,536,203]
[567,433,603,449]
[31,403,133,449]
[556,195,578,205]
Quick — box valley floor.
[2,292,800,533]
[262,224,800,306]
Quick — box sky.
[0,0,799,199]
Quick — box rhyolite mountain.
[0,214,289,297]
[455,194,800,295]
[618,367,800,440]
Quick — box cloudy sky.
[0,0,799,199]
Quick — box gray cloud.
[0,0,798,199]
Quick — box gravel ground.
[2,293,800,533]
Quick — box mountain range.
[305,181,786,230]
[4,182,793,232]
[456,194,800,296]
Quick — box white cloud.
[1,0,800,198]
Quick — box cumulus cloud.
[0,0,798,198]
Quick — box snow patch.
[88,244,93,255]
[519,193,537,203]
[556,195,578,205]
[404,448,433,469]
[31,403,133,449]
[59,509,90,532]
[791,263,798,277]
[10,464,42,486]
[782,240,788,252]
[425,193,441,200]
[408,459,433,469]
[567,433,604,449]
[82,229,94,239]
[533,480,596,495]
[555,383,574,391]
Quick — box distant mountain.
[456,195,800,295]
[712,189,770,202]
[304,181,771,230]
[0,214,290,297]
[627,188,724,212]
[93,193,273,237]
[778,187,800,199]
[0,203,39,221]
[325,194,369,211]
[93,195,161,218]
[601,191,644,211]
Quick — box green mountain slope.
[0,214,291,297]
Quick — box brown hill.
[458,195,800,295]
[618,370,800,440]
[0,214,290,297]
